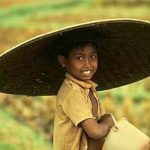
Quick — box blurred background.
[0,0,150,150]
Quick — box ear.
[57,55,66,68]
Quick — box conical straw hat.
[0,19,150,96]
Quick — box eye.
[76,56,83,60]
[91,54,97,59]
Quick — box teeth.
[83,71,91,74]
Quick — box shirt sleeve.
[61,88,94,127]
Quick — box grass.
[0,0,86,29]
[0,0,149,30]
[0,109,52,150]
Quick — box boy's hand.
[80,115,114,139]
[98,114,114,128]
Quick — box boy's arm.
[80,114,114,139]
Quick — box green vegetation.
[0,0,149,30]
[100,79,150,103]
[0,109,52,150]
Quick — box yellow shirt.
[53,73,104,150]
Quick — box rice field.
[0,0,149,149]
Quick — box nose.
[84,57,91,67]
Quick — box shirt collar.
[65,73,98,90]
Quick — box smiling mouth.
[82,70,93,75]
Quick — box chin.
[76,74,93,82]
[81,77,92,82]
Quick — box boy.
[53,40,114,150]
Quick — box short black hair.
[58,40,100,58]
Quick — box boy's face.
[59,45,98,82]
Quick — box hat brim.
[0,19,150,96]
